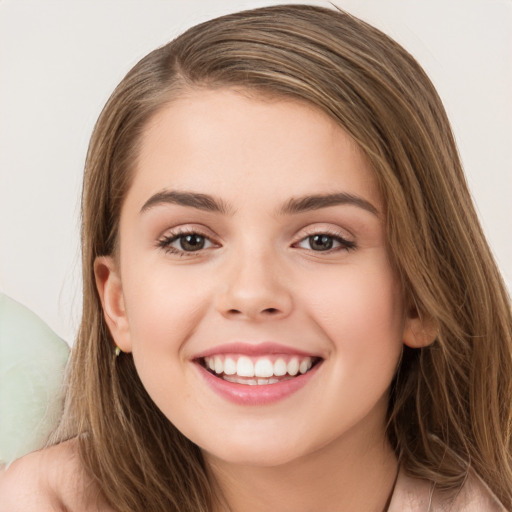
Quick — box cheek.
[301,264,404,432]
[122,264,211,357]
[303,261,404,361]
[120,266,212,413]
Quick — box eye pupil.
[310,234,333,251]
[181,234,205,251]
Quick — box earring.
[115,346,122,357]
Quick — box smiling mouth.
[198,354,322,385]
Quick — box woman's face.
[97,88,419,467]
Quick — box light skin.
[93,88,433,511]
[0,440,117,511]
[0,89,434,511]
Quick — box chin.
[199,431,319,468]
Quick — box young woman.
[1,4,510,511]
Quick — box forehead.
[126,88,381,213]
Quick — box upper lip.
[193,341,321,360]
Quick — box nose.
[215,248,293,321]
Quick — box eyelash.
[294,229,356,253]
[157,228,356,256]
[157,228,215,257]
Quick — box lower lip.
[195,363,321,406]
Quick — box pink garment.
[388,468,507,511]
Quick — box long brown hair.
[53,4,512,510]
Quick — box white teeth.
[299,359,312,374]
[287,357,299,376]
[224,376,281,385]
[254,358,274,378]
[223,357,237,375]
[274,358,288,376]
[258,378,280,385]
[237,356,254,377]
[204,355,315,380]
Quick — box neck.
[206,415,398,512]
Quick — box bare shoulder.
[0,439,115,512]
[0,445,62,511]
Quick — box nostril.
[263,308,279,314]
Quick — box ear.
[94,256,132,353]
[402,306,438,349]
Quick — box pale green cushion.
[0,293,69,464]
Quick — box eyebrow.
[278,192,379,216]
[140,189,379,217]
[140,190,232,215]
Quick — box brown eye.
[296,232,356,252]
[179,234,206,251]
[309,234,334,251]
[158,231,215,255]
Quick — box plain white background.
[1,0,511,344]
